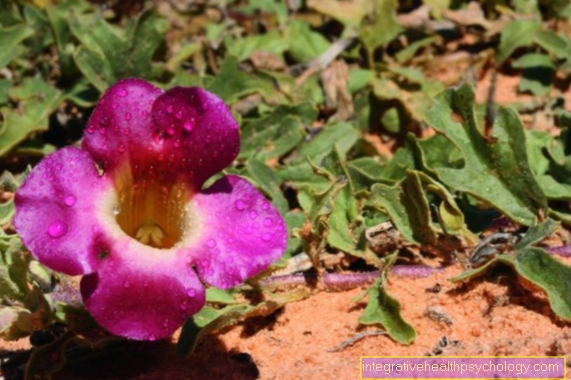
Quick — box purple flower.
[14,78,287,341]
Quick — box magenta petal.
[82,78,163,172]
[187,175,287,288]
[81,240,205,341]
[151,87,240,187]
[14,147,109,275]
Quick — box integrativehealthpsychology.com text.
[360,356,565,379]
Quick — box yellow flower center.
[112,165,191,249]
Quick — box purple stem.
[261,265,443,290]
[547,245,571,258]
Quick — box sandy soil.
[2,262,570,379]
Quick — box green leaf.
[533,30,571,62]
[205,288,239,304]
[0,237,31,300]
[307,0,372,25]
[71,10,167,91]
[453,219,571,320]
[246,159,289,215]
[348,69,375,93]
[285,19,330,63]
[297,122,360,163]
[515,249,571,320]
[423,84,547,225]
[0,78,62,156]
[497,20,541,66]
[226,30,289,62]
[0,23,34,69]
[359,0,402,54]
[395,36,436,64]
[512,53,555,96]
[369,171,437,246]
[241,115,306,161]
[359,275,416,344]
[206,56,275,103]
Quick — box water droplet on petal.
[180,302,188,311]
[175,111,183,119]
[64,195,76,207]
[118,144,125,153]
[187,289,196,297]
[262,202,270,210]
[167,125,175,135]
[48,221,68,238]
[166,105,173,114]
[119,89,128,97]
[124,112,132,121]
[263,217,274,227]
[183,118,195,132]
[206,239,216,248]
[249,211,258,219]
[174,139,181,147]
[262,233,272,242]
[124,281,130,288]
[235,200,246,211]
[149,334,156,341]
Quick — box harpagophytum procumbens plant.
[13,78,288,341]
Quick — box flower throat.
[113,167,189,249]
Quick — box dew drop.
[86,125,95,134]
[180,302,188,311]
[118,144,125,153]
[64,195,76,207]
[124,281,130,288]
[261,202,270,210]
[183,118,195,132]
[167,125,175,135]
[166,105,173,114]
[175,110,183,119]
[187,289,196,297]
[206,239,216,248]
[48,221,68,238]
[119,89,128,97]
[262,233,272,242]
[235,200,246,211]
[124,112,132,121]
[149,334,156,341]
[263,217,274,227]
[249,210,258,219]
[100,116,110,126]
